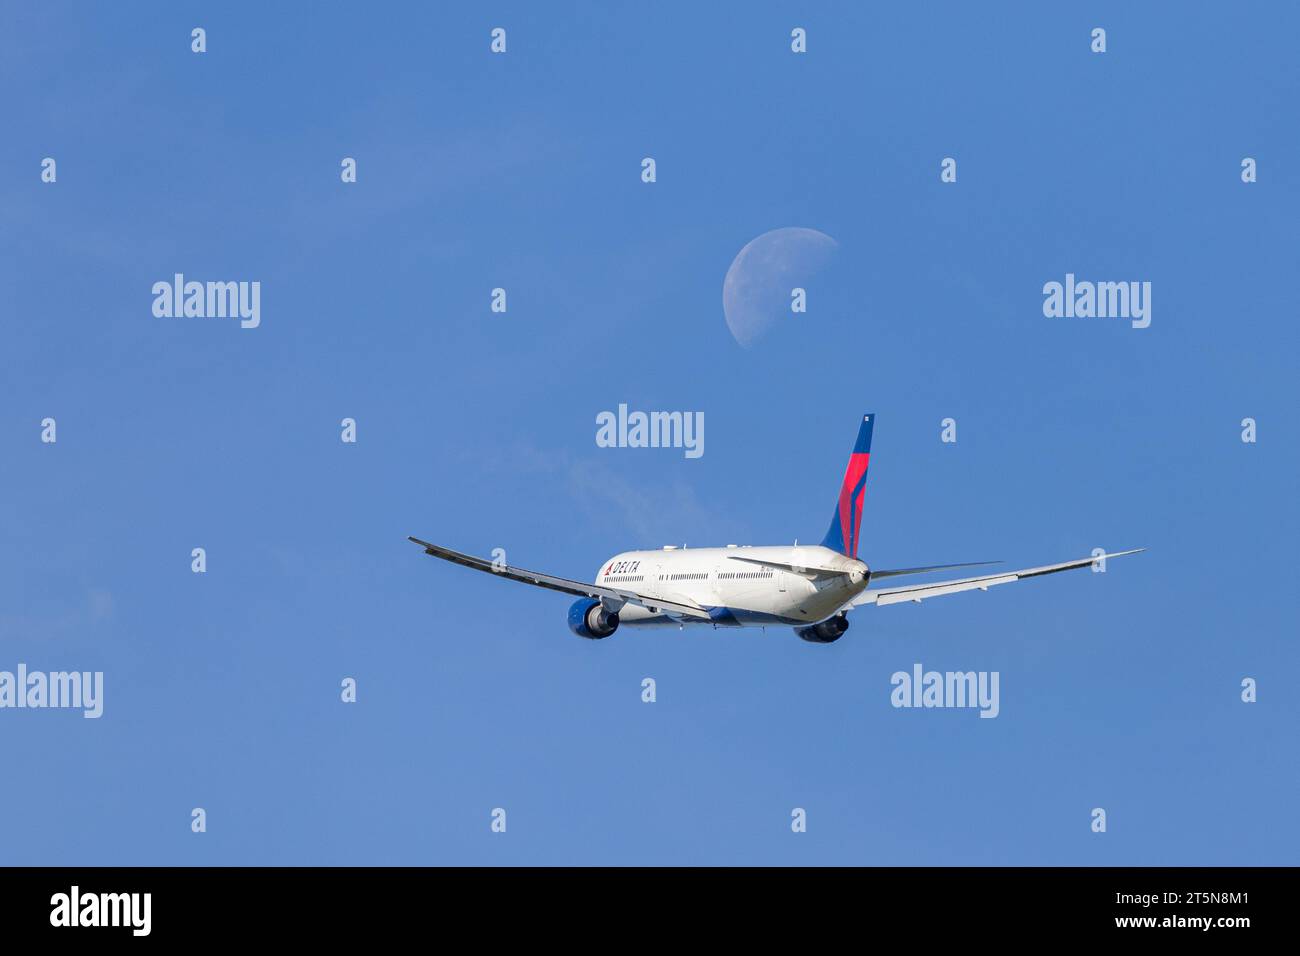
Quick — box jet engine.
[567,598,620,639]
[795,613,849,644]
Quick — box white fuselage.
[595,545,869,628]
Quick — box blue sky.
[1,2,1296,865]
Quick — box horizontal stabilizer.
[868,560,1001,580]
[726,555,850,576]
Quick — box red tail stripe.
[837,452,870,556]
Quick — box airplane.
[408,414,1143,643]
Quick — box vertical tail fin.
[820,414,874,558]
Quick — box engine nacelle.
[567,598,620,639]
[795,613,850,644]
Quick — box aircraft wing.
[408,537,712,621]
[844,549,1144,609]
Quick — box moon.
[722,227,838,348]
